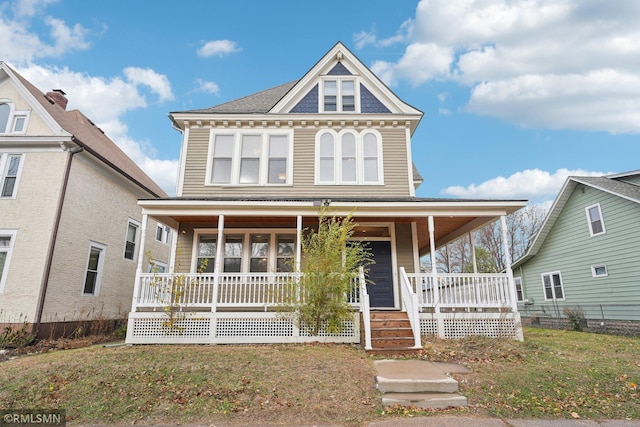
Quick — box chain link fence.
[519,303,640,336]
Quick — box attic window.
[322,79,357,113]
[0,101,30,134]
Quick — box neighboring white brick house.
[0,62,171,337]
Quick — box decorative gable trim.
[270,42,422,119]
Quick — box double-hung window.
[208,131,292,186]
[514,277,524,302]
[1,154,23,198]
[0,230,17,292]
[83,242,106,295]
[586,203,606,236]
[155,224,171,244]
[541,271,564,301]
[322,79,356,112]
[124,219,141,261]
[316,130,382,184]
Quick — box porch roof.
[139,196,526,254]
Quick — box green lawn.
[1,328,638,425]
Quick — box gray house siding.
[180,126,412,198]
[518,184,640,320]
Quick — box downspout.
[32,143,83,337]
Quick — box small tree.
[284,209,373,336]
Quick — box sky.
[1,0,638,206]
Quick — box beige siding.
[0,151,67,322]
[43,154,170,322]
[180,126,412,198]
[395,223,416,273]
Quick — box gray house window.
[514,277,524,302]
[541,271,564,301]
[586,203,606,236]
[83,242,106,295]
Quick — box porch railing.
[405,272,514,311]
[134,272,363,312]
[399,268,422,348]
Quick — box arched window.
[316,130,383,185]
[0,103,9,133]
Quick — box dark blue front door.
[366,241,394,308]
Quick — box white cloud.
[0,3,90,63]
[441,168,606,202]
[124,67,175,102]
[18,64,178,194]
[375,0,640,134]
[353,19,412,49]
[196,79,220,95]
[197,39,240,58]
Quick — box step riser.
[377,378,459,394]
[371,329,413,338]
[381,393,467,409]
[370,320,411,328]
[371,338,415,348]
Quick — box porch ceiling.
[154,213,493,256]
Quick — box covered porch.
[125,197,525,345]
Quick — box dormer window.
[322,79,357,113]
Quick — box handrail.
[399,267,422,349]
[358,267,372,350]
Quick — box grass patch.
[1,328,638,424]
[0,343,379,425]
[418,328,640,420]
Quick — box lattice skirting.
[419,312,524,341]
[126,312,361,344]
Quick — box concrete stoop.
[374,360,468,409]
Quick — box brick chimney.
[45,89,68,110]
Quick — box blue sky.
[2,0,638,205]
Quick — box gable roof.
[512,171,640,268]
[170,42,423,132]
[184,81,298,114]
[1,62,167,198]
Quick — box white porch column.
[469,232,478,274]
[296,215,302,271]
[212,215,225,313]
[169,223,179,273]
[500,215,518,312]
[131,213,148,312]
[428,216,440,313]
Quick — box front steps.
[375,360,468,409]
[366,311,421,355]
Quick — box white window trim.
[0,100,30,134]
[585,203,606,237]
[591,264,608,278]
[192,228,297,273]
[148,259,168,273]
[0,153,25,199]
[514,276,524,302]
[319,77,360,113]
[83,241,106,296]
[155,223,171,245]
[205,129,294,187]
[123,218,141,261]
[541,271,565,301]
[314,129,384,185]
[0,229,18,293]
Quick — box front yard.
[1,327,638,425]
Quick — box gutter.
[32,143,83,336]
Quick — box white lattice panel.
[215,317,294,337]
[299,320,357,337]
[418,312,523,341]
[420,319,438,336]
